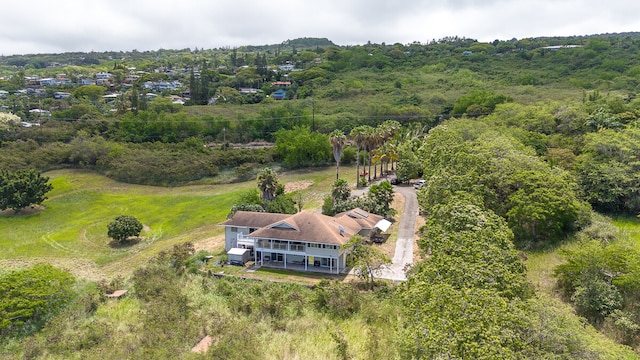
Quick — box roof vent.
[339,225,345,236]
[354,209,369,218]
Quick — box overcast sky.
[2,0,639,55]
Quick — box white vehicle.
[413,179,426,189]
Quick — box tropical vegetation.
[3,32,640,358]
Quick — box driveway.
[377,184,418,281]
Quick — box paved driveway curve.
[378,184,418,281]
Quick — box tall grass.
[0,166,346,278]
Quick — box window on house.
[231,227,237,233]
[291,242,304,252]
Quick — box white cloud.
[1,0,639,55]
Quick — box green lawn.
[0,166,351,278]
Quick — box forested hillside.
[2,33,640,358]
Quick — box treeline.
[398,193,623,358]
[398,118,638,357]
[398,101,640,353]
[417,122,590,248]
[0,136,276,186]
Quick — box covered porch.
[255,251,344,275]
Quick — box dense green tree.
[554,236,640,327]
[107,215,143,243]
[331,178,351,205]
[576,127,640,214]
[274,127,331,167]
[367,181,395,217]
[343,234,390,289]
[72,84,107,104]
[323,178,352,216]
[0,264,75,335]
[265,193,297,214]
[399,283,529,359]
[503,168,590,244]
[417,192,530,299]
[417,123,589,246]
[452,89,512,116]
[256,167,279,202]
[227,203,265,218]
[584,107,622,131]
[0,169,53,213]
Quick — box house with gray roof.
[219,209,388,274]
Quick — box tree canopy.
[107,215,143,243]
[0,264,75,336]
[0,169,53,213]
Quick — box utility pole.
[311,98,315,132]
[223,127,227,150]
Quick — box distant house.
[278,64,296,71]
[143,81,182,92]
[462,51,473,56]
[170,95,185,105]
[56,77,72,85]
[28,109,51,117]
[102,94,119,101]
[54,92,71,99]
[541,45,583,51]
[95,72,112,80]
[270,81,291,87]
[39,78,57,86]
[239,87,262,95]
[79,78,95,86]
[219,208,388,274]
[272,88,287,100]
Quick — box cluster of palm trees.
[329,120,402,186]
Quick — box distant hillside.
[238,37,336,53]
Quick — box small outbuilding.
[227,248,250,265]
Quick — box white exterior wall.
[224,226,252,251]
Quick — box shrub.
[107,215,143,243]
[0,264,75,336]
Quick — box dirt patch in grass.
[284,180,313,193]
[0,257,105,281]
[193,234,225,252]
[0,205,45,217]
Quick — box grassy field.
[526,215,640,296]
[0,166,355,279]
[612,216,640,249]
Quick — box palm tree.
[257,167,279,202]
[377,120,401,173]
[331,178,351,206]
[329,130,347,180]
[350,126,368,187]
[363,126,378,182]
